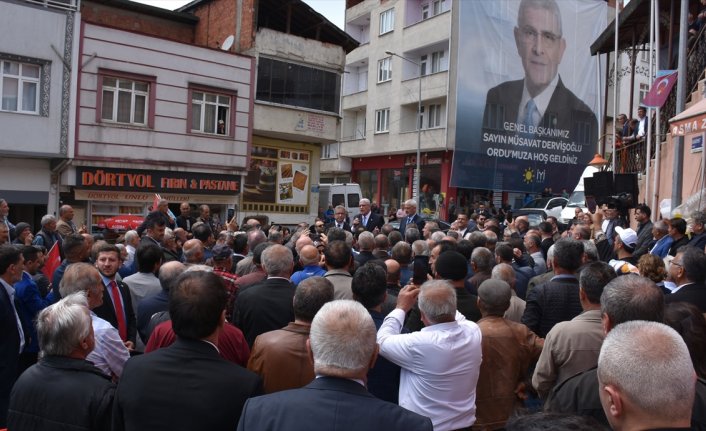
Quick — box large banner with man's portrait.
[451,0,606,193]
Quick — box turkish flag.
[641,70,678,108]
[42,242,61,280]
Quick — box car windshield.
[566,191,585,207]
[523,198,550,209]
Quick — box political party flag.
[641,70,678,108]
[42,242,61,280]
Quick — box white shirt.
[125,244,136,268]
[377,309,483,431]
[88,312,130,378]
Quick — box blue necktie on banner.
[522,99,538,139]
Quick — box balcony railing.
[23,0,79,10]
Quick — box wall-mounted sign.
[243,145,311,205]
[76,167,240,195]
[691,134,703,153]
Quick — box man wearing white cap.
[608,227,639,275]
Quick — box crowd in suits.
[1,196,706,430]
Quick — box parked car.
[519,197,568,221]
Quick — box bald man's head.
[182,239,204,264]
[299,244,321,267]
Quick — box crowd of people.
[0,195,705,430]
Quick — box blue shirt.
[290,265,326,285]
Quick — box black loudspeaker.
[614,174,638,196]
[585,172,613,198]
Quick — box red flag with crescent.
[641,70,678,108]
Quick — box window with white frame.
[428,104,442,128]
[191,91,231,135]
[378,57,392,83]
[431,51,444,74]
[418,105,425,130]
[1,60,40,114]
[375,108,390,133]
[432,0,444,16]
[420,55,428,76]
[639,83,649,104]
[422,3,430,20]
[379,9,394,35]
[101,77,149,125]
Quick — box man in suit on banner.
[482,0,597,148]
[237,300,433,431]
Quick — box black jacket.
[8,356,115,431]
[521,275,582,338]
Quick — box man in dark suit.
[113,270,262,431]
[93,243,137,349]
[237,300,432,431]
[176,201,196,232]
[353,199,384,233]
[325,205,351,232]
[0,245,24,428]
[481,0,597,188]
[233,244,296,347]
[666,246,706,312]
[398,199,426,235]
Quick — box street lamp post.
[386,51,422,203]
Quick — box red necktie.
[110,280,127,341]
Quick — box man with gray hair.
[546,275,682,427]
[491,262,526,322]
[689,210,706,250]
[648,219,673,258]
[399,199,425,235]
[247,276,334,394]
[59,263,129,380]
[355,231,377,266]
[237,300,432,430]
[7,292,115,430]
[598,321,696,431]
[32,214,62,254]
[136,261,186,343]
[234,244,296,347]
[467,247,494,295]
[353,198,384,233]
[377,280,482,430]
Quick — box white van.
[559,166,599,224]
[318,183,362,219]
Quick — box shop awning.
[670,98,706,136]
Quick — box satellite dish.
[221,35,235,51]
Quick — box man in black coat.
[175,201,196,232]
[353,199,384,233]
[0,245,24,427]
[398,199,426,235]
[237,300,432,431]
[666,246,706,312]
[325,205,351,232]
[113,271,262,431]
[521,238,584,338]
[8,293,115,431]
[233,244,296,347]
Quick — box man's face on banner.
[514,5,566,96]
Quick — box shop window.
[189,86,236,137]
[97,70,156,128]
